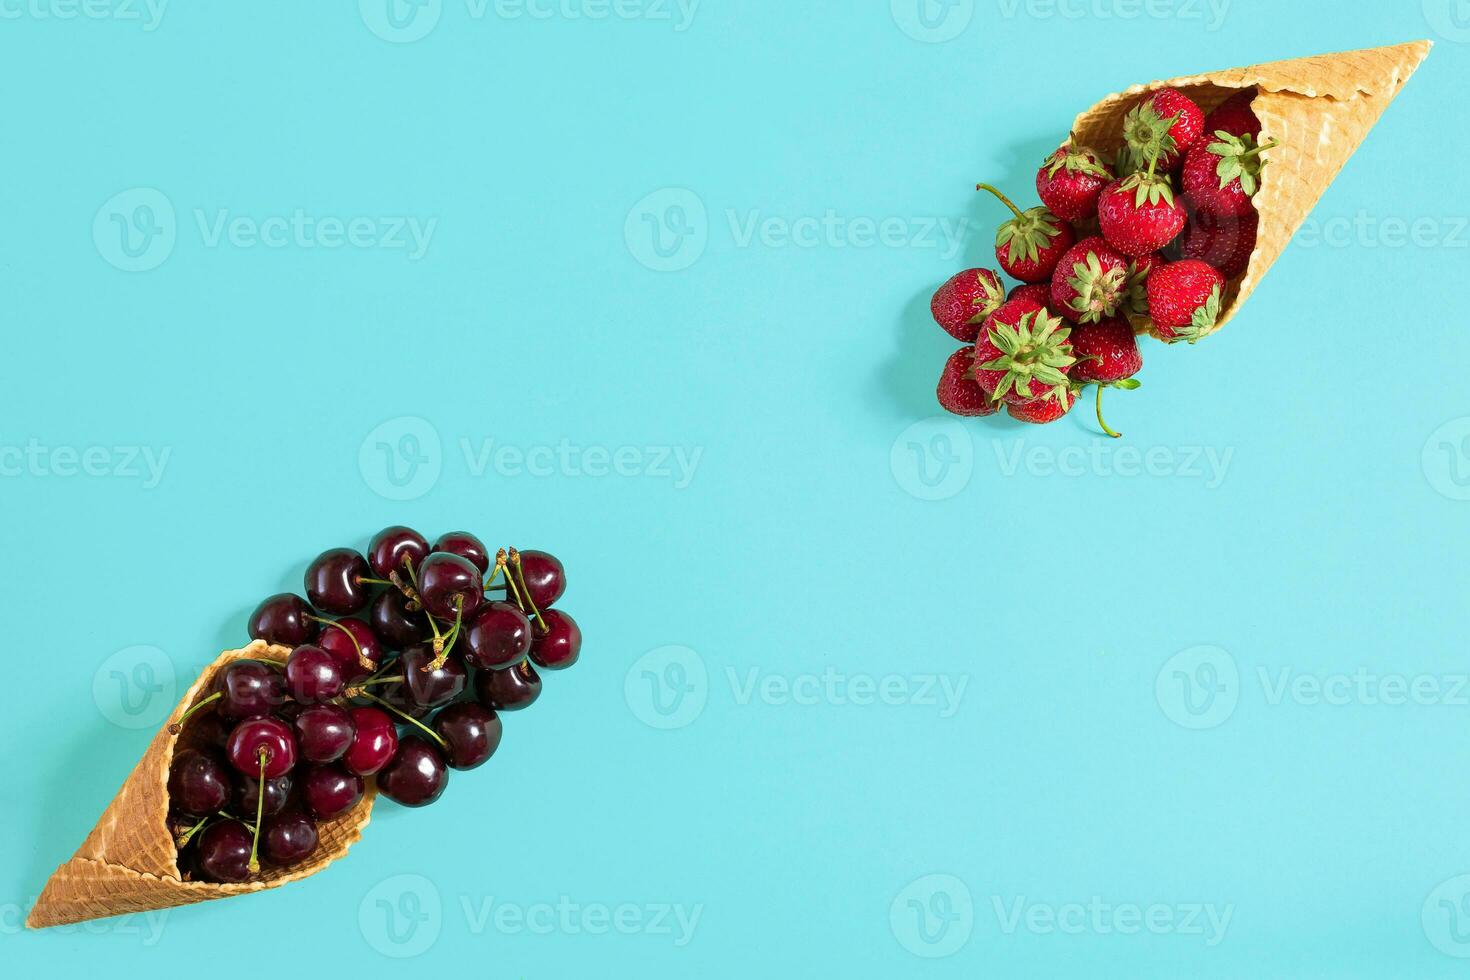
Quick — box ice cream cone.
[1070,40,1432,338]
[27,640,376,928]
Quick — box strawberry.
[1118,88,1205,174]
[973,298,1076,405]
[977,183,1076,283]
[1204,90,1261,140]
[1180,211,1257,279]
[931,268,1006,343]
[1097,168,1187,257]
[1182,131,1278,219]
[937,348,1000,417]
[1036,142,1114,221]
[1008,283,1051,305]
[1006,386,1077,425]
[1051,236,1130,324]
[1147,259,1224,343]
[1070,317,1141,384]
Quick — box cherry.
[226,717,297,779]
[417,552,482,621]
[368,525,430,580]
[262,811,319,866]
[316,618,386,681]
[305,548,374,615]
[370,589,429,649]
[235,774,292,819]
[195,820,253,883]
[399,645,467,709]
[433,702,502,771]
[475,660,541,711]
[247,593,320,647]
[285,645,346,703]
[294,704,356,763]
[343,706,398,776]
[187,712,232,749]
[378,735,448,807]
[301,764,364,819]
[463,601,531,670]
[215,660,286,720]
[168,748,232,816]
[432,532,491,573]
[516,550,566,608]
[529,609,581,670]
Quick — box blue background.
[3,1,1468,976]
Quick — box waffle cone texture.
[1070,40,1431,337]
[27,640,377,928]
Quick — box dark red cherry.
[432,531,490,573]
[168,748,232,816]
[400,645,467,709]
[463,601,532,670]
[235,774,292,818]
[294,704,356,763]
[368,525,431,579]
[196,820,253,883]
[378,735,448,807]
[343,706,398,776]
[304,548,374,615]
[529,609,581,670]
[226,717,297,779]
[417,552,483,621]
[316,618,387,681]
[187,712,232,750]
[369,589,429,649]
[517,550,566,608]
[475,660,541,711]
[433,702,502,771]
[215,660,286,720]
[247,593,320,647]
[262,811,319,866]
[301,764,364,820]
[285,645,345,703]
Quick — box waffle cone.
[27,640,376,928]
[1070,40,1431,337]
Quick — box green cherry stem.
[359,576,395,587]
[247,748,267,873]
[309,615,373,672]
[352,690,448,750]
[427,598,466,671]
[976,183,1026,221]
[175,815,211,848]
[1096,384,1123,440]
[508,548,549,635]
[169,691,222,735]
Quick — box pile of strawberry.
[932,88,1273,436]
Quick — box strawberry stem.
[976,183,1025,221]
[1096,384,1122,440]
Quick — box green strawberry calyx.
[1119,102,1181,174]
[978,309,1076,404]
[1119,170,1176,210]
[1045,141,1112,180]
[1124,258,1153,317]
[1065,251,1129,324]
[978,183,1064,267]
[1174,284,1222,344]
[1207,131,1280,197]
[965,270,1006,325]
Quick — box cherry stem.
[497,550,530,613]
[427,599,465,671]
[248,748,267,873]
[359,576,395,587]
[169,691,221,734]
[354,677,399,688]
[176,815,210,848]
[976,183,1025,221]
[310,616,373,672]
[1096,384,1122,440]
[508,548,549,635]
[354,690,447,750]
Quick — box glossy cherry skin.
[262,810,319,866]
[215,660,286,720]
[433,702,502,771]
[368,525,430,579]
[343,706,398,776]
[247,593,319,647]
[301,764,364,819]
[305,548,374,615]
[517,550,566,608]
[294,704,356,763]
[378,735,449,807]
[529,609,581,670]
[235,774,292,818]
[168,748,233,816]
[226,717,297,779]
[432,532,491,573]
[475,660,542,711]
[285,645,345,703]
[417,552,483,621]
[370,589,429,649]
[400,645,467,709]
[186,712,232,750]
[463,601,532,670]
[195,820,253,883]
[317,618,387,681]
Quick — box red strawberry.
[1036,143,1114,221]
[1204,90,1261,140]
[1147,259,1224,343]
[1098,170,1187,257]
[1008,283,1051,305]
[1006,386,1077,425]
[1182,131,1278,219]
[1119,88,1205,174]
[978,183,1076,283]
[1180,212,1257,279]
[937,348,1000,417]
[973,298,1076,405]
[931,268,1006,343]
[1051,236,1130,324]
[1070,317,1141,384]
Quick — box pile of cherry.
[932,87,1271,437]
[166,527,579,883]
